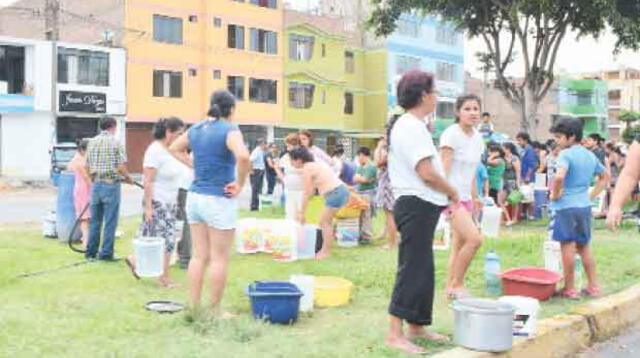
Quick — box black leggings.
[389,196,444,325]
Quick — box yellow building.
[123,0,284,171]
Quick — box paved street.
[0,181,277,224]
[576,327,640,357]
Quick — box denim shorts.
[551,207,592,244]
[324,185,350,209]
[186,192,238,230]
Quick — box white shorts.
[186,192,238,230]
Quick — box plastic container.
[434,215,451,250]
[484,250,502,295]
[133,237,165,277]
[335,218,359,248]
[499,267,562,301]
[235,218,262,254]
[314,276,353,307]
[43,210,57,239]
[543,240,562,274]
[247,281,303,324]
[533,190,548,219]
[290,274,315,312]
[481,206,502,238]
[56,172,81,243]
[498,296,540,338]
[451,298,515,352]
[298,224,318,259]
[534,173,547,190]
[520,184,534,204]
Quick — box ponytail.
[208,104,221,118]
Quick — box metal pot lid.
[451,298,515,314]
[145,300,184,314]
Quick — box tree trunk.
[518,87,541,139]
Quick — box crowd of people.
[69,67,640,355]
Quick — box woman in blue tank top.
[170,90,250,312]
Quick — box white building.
[0,37,126,180]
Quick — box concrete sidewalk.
[0,180,279,224]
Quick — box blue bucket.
[247,281,303,324]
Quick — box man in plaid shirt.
[85,116,135,261]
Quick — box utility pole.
[45,0,59,144]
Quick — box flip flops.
[554,288,580,300]
[581,287,602,298]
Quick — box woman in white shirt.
[386,70,458,355]
[275,133,303,221]
[125,117,185,288]
[439,95,485,300]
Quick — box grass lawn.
[2,209,640,357]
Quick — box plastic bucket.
[298,224,318,259]
[314,276,353,307]
[290,275,315,312]
[498,296,540,338]
[247,281,303,324]
[133,237,164,277]
[481,206,502,238]
[336,218,359,247]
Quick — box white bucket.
[290,274,315,312]
[498,296,540,338]
[133,237,164,277]
[543,240,562,274]
[298,224,318,259]
[534,173,547,190]
[481,206,502,238]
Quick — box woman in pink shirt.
[68,139,92,248]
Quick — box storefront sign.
[59,91,106,113]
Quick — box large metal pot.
[451,298,515,352]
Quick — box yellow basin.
[314,276,353,307]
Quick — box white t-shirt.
[279,153,303,192]
[143,141,183,204]
[439,124,485,201]
[389,113,448,206]
[178,162,194,190]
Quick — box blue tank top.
[188,118,238,196]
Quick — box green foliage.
[619,110,640,124]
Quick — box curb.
[433,284,640,358]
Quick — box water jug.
[484,250,502,295]
[133,237,164,277]
[574,254,583,289]
[481,206,502,238]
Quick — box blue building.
[386,14,465,137]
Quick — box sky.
[0,0,17,7]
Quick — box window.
[0,45,25,94]
[228,76,245,100]
[396,18,419,37]
[436,25,458,46]
[189,68,197,76]
[437,102,455,119]
[213,70,221,79]
[436,62,457,82]
[345,51,355,73]
[249,78,277,103]
[322,44,326,57]
[189,15,198,23]
[396,55,421,75]
[58,47,109,86]
[250,28,277,54]
[576,92,593,106]
[250,0,277,9]
[228,24,245,49]
[214,17,222,27]
[153,70,182,98]
[344,92,353,114]
[289,82,314,108]
[289,34,314,61]
[153,15,183,44]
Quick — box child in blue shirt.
[550,118,609,300]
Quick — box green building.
[555,78,609,138]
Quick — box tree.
[620,110,640,144]
[369,0,640,136]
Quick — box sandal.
[124,257,140,280]
[581,287,602,298]
[554,288,580,300]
